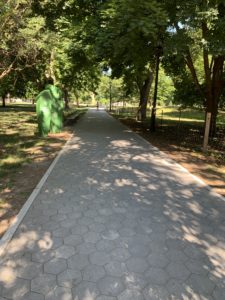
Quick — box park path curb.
[0,132,74,257]
[107,111,225,202]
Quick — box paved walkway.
[0,109,225,300]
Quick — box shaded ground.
[0,104,85,237]
[113,116,225,197]
[0,132,71,237]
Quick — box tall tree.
[95,0,167,120]
[164,0,225,133]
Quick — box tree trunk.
[63,88,69,110]
[76,97,80,107]
[2,94,6,107]
[137,72,154,121]
[150,51,160,131]
[204,56,224,136]
[185,45,224,136]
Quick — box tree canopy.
[1,0,225,131]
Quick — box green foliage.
[96,76,124,104]
[156,69,175,106]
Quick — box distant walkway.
[0,109,225,300]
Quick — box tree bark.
[185,44,224,136]
[150,51,160,131]
[137,72,154,121]
[207,56,224,135]
[63,88,69,109]
[2,94,6,107]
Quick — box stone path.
[0,109,225,300]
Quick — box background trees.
[1,0,225,134]
[164,0,225,132]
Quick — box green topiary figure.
[36,89,53,136]
[46,84,65,134]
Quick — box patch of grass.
[0,103,84,189]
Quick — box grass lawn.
[0,103,86,236]
[154,107,225,125]
[0,103,84,179]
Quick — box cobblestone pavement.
[0,109,225,300]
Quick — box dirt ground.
[118,117,225,198]
[0,131,72,237]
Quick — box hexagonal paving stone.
[78,217,94,226]
[45,286,73,300]
[90,251,111,266]
[184,244,207,260]
[31,273,57,295]
[88,223,106,233]
[110,248,130,262]
[22,292,45,300]
[143,284,170,300]
[99,208,113,216]
[96,240,116,252]
[166,262,190,281]
[40,235,64,250]
[144,267,169,285]
[41,220,60,231]
[1,277,30,299]
[72,281,100,299]
[55,245,75,259]
[83,264,106,282]
[101,230,120,240]
[184,259,210,276]
[119,228,135,237]
[185,274,216,295]
[98,276,125,297]
[71,224,88,235]
[44,258,67,275]
[126,257,149,273]
[52,228,70,238]
[83,231,101,243]
[118,289,144,300]
[76,242,97,255]
[147,253,169,268]
[105,261,127,277]
[64,234,83,247]
[166,279,188,299]
[84,209,99,218]
[32,250,54,263]
[212,285,225,300]
[67,254,89,270]
[96,296,116,300]
[51,213,67,222]
[17,261,42,280]
[128,244,150,258]
[60,219,77,228]
[57,269,82,288]
[166,249,188,263]
[123,272,148,291]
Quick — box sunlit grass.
[0,103,85,186]
[114,106,225,125]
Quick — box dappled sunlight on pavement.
[0,110,225,299]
